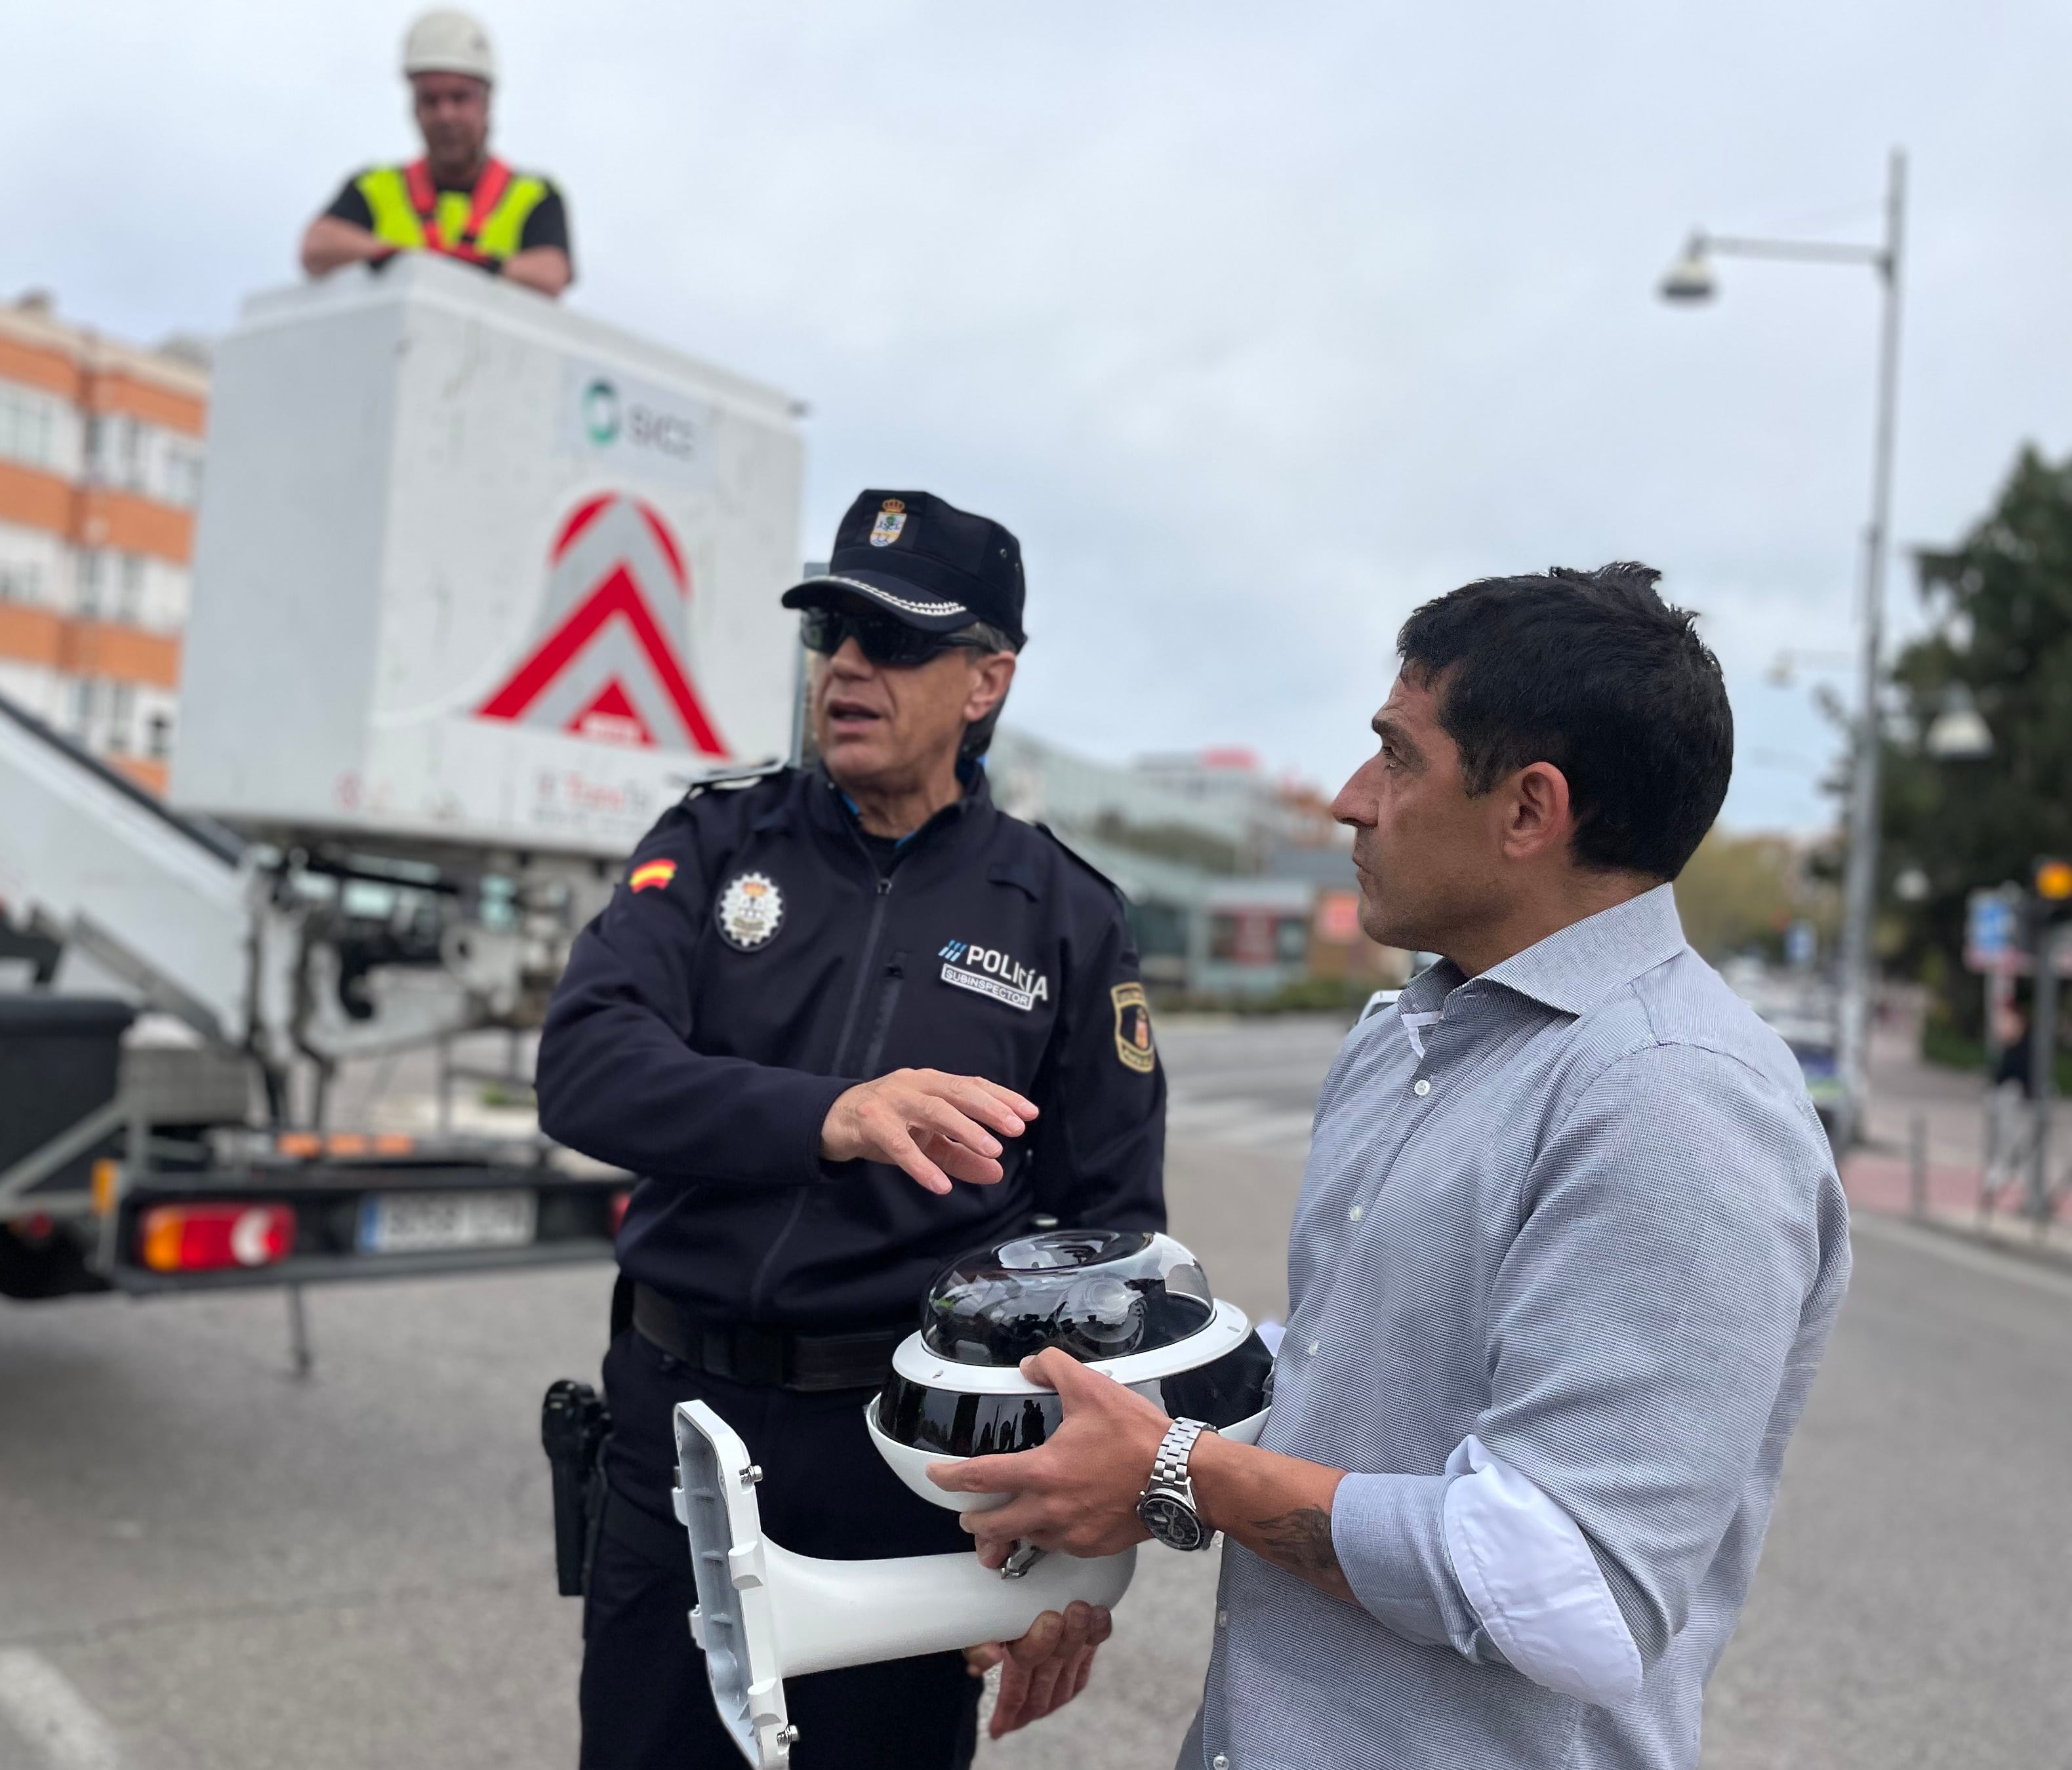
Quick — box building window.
[0,561,39,604]
[106,683,134,754]
[146,712,173,761]
[77,550,107,619]
[1209,909,1304,967]
[0,389,54,468]
[1126,900,1190,961]
[87,414,142,489]
[117,554,145,624]
[72,677,99,738]
[164,445,203,509]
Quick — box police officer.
[536,490,1166,1769]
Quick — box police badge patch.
[869,498,906,547]
[1110,982,1156,1074]
[716,872,784,950]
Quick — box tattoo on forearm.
[1251,1506,1340,1581]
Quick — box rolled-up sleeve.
[1331,1470,1474,1651]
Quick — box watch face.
[1137,1491,1208,1552]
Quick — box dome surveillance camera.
[868,1228,1274,1510]
[673,1228,1276,1767]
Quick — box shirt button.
[1213,1758,1230,1769]
[1307,1340,1320,1356]
[1216,1609,1229,1627]
[1413,1078,1431,1096]
[1348,1203,1364,1221]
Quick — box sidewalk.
[1844,1007,2072,1258]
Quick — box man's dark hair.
[1396,563,1731,880]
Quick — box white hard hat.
[401,9,497,84]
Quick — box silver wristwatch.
[1136,1417,1217,1551]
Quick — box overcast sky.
[11,1,2072,832]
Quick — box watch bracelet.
[1151,1417,1209,1490]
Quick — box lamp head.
[1924,687,1993,760]
[1659,235,1717,304]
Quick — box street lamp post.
[1661,150,1907,1150]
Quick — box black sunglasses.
[800,607,992,668]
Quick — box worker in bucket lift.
[536,490,1166,1769]
[298,10,573,298]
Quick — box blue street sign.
[1966,890,2016,969]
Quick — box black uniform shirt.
[536,765,1167,1332]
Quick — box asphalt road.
[3,1015,2069,1769]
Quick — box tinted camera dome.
[921,1228,1214,1367]
[874,1228,1274,1476]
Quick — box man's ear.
[1500,760,1576,864]
[963,653,1017,724]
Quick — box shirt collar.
[1473,883,1689,1017]
[811,761,995,849]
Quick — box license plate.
[357,1189,537,1255]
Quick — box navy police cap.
[782,490,1026,649]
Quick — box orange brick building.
[0,293,207,794]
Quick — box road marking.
[1852,1210,2072,1302]
[0,1651,121,1770]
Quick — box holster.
[540,1377,612,1598]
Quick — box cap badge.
[1111,982,1156,1073]
[717,871,785,951]
[870,499,907,548]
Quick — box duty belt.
[632,1282,905,1393]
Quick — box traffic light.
[2037,858,2072,904]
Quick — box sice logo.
[581,378,620,445]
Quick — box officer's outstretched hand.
[819,1069,1039,1196]
[963,1600,1112,1738]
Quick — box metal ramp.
[0,687,253,1043]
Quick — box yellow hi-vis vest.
[355,159,550,264]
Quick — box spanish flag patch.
[629,859,678,893]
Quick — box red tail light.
[140,1203,296,1273]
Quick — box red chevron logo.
[476,494,729,756]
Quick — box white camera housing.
[673,1228,1275,1767]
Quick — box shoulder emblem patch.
[629,859,678,893]
[716,871,784,950]
[1111,982,1156,1073]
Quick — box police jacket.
[535,764,1166,1333]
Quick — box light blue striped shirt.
[1190,885,1850,1770]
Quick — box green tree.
[1881,445,2072,1037]
[1675,830,1836,963]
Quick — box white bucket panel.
[173,256,803,858]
